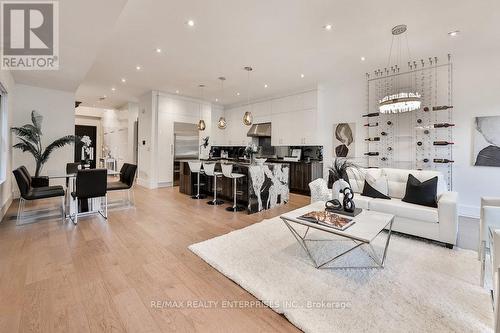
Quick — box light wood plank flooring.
[0,186,309,332]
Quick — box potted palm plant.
[11,110,78,187]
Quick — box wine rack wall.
[364,55,454,190]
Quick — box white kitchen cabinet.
[271,108,318,146]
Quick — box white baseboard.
[0,194,13,221]
[157,181,173,188]
[459,204,480,219]
[137,178,157,189]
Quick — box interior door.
[75,125,97,168]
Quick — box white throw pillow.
[365,171,389,196]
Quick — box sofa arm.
[309,178,331,204]
[438,191,458,245]
[482,197,500,208]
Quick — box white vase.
[332,179,350,201]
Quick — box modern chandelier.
[378,24,421,114]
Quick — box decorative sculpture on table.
[342,187,356,213]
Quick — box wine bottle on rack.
[364,152,380,156]
[424,105,454,112]
[424,130,430,135]
[387,147,393,151]
[362,112,380,117]
[433,141,454,146]
[423,158,430,163]
[365,137,380,142]
[433,158,454,163]
[434,123,455,128]
[381,157,388,161]
[387,121,393,126]
[364,122,379,127]
[417,141,423,146]
[381,131,388,136]
[416,119,423,124]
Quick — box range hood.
[247,122,271,137]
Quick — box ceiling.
[11,0,500,109]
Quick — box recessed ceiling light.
[111,87,116,91]
[324,24,333,31]
[186,20,195,27]
[103,95,107,98]
[236,92,240,96]
[448,30,459,37]
[175,90,179,94]
[121,78,126,83]
[136,65,141,70]
[264,84,268,88]
[155,48,162,53]
[361,56,366,61]
[215,98,218,102]
[300,74,305,78]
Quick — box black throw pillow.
[402,174,438,208]
[361,180,391,199]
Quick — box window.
[0,82,8,185]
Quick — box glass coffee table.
[280,201,395,269]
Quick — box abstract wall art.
[333,123,356,158]
[473,116,500,167]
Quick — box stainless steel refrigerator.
[173,122,199,186]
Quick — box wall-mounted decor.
[364,24,454,190]
[473,116,500,167]
[333,123,355,158]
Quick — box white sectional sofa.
[309,168,458,248]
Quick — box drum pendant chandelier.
[378,24,421,114]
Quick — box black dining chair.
[18,165,49,187]
[13,167,65,225]
[107,163,137,206]
[65,162,80,187]
[70,169,108,225]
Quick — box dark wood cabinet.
[289,161,323,195]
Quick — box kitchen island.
[178,160,290,214]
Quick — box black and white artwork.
[333,123,355,158]
[473,116,500,167]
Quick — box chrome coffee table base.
[280,217,393,269]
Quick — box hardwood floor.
[0,186,309,332]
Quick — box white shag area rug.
[189,217,493,333]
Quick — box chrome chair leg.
[16,198,25,225]
[104,194,108,219]
[61,196,65,222]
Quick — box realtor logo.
[1,1,59,70]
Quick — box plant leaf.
[41,135,76,163]
[13,138,40,159]
[31,110,43,135]
[11,126,38,143]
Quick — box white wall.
[12,84,75,188]
[0,69,15,219]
